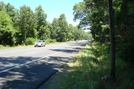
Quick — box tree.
[51,18,59,40]
[73,0,109,43]
[57,14,69,42]
[35,5,48,40]
[0,1,5,11]
[5,3,16,19]
[0,9,15,46]
[19,5,37,44]
[68,24,75,41]
[114,0,134,62]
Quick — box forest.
[71,0,134,88]
[73,0,134,65]
[0,1,91,46]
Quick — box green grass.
[0,44,33,49]
[45,42,134,89]
[58,43,111,89]
[0,41,76,50]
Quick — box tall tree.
[114,0,134,62]
[0,1,5,11]
[51,18,59,40]
[0,9,15,45]
[5,3,16,19]
[35,5,48,40]
[68,24,75,41]
[19,5,37,44]
[57,14,68,42]
[73,0,109,43]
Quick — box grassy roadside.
[0,41,74,49]
[41,42,134,89]
[0,41,74,50]
[0,44,33,49]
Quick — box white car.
[34,40,46,47]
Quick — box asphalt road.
[0,40,89,89]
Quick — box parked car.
[34,40,46,47]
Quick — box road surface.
[0,40,89,89]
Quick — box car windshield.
[37,40,42,42]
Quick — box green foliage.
[57,14,69,42]
[5,3,16,19]
[51,18,59,40]
[0,9,16,46]
[19,5,37,43]
[0,45,5,49]
[25,37,36,45]
[117,43,134,62]
[0,44,10,49]
[0,1,89,46]
[45,38,57,44]
[0,1,5,11]
[50,42,134,89]
[35,5,49,40]
[114,0,134,62]
[73,0,134,61]
[54,43,110,89]
[72,0,134,88]
[73,0,109,43]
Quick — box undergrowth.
[55,42,134,89]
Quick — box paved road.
[0,40,89,89]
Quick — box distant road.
[0,40,89,89]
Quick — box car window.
[37,40,42,42]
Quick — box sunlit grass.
[0,44,33,49]
[41,41,134,89]
[53,42,134,89]
[0,41,75,50]
[52,42,110,89]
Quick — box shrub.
[0,45,4,49]
[45,39,57,44]
[25,38,36,45]
[118,43,134,62]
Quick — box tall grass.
[55,42,134,89]
[55,42,110,89]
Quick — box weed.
[43,42,134,89]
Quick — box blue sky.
[2,0,83,26]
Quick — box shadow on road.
[0,41,88,89]
[0,55,74,89]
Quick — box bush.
[25,38,36,45]
[0,45,4,49]
[118,43,134,62]
[45,39,57,44]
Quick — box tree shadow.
[66,42,88,46]
[49,45,84,54]
[49,48,80,53]
[0,56,41,71]
[0,55,73,89]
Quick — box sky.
[2,0,83,26]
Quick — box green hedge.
[45,39,57,44]
[25,38,36,45]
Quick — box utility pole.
[108,0,115,79]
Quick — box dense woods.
[73,0,134,63]
[0,1,90,46]
[71,0,134,88]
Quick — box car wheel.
[41,44,43,47]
